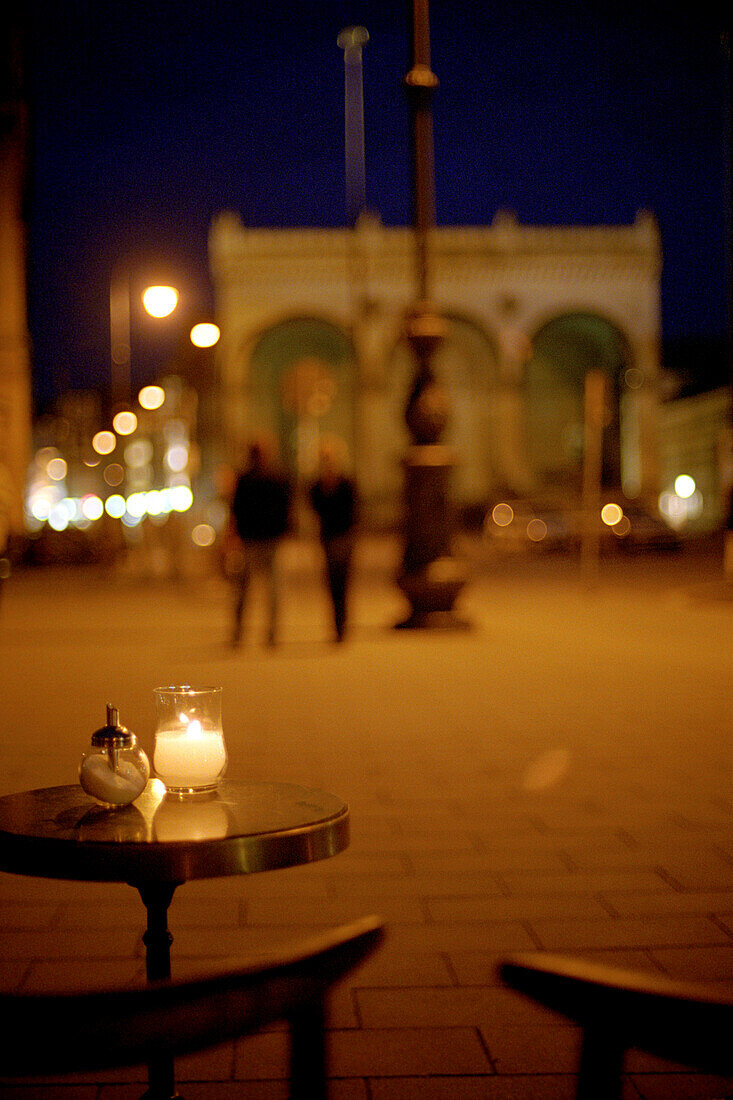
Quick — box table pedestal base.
[136,882,182,1100]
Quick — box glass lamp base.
[163,780,222,798]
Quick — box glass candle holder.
[153,685,227,795]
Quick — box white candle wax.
[153,721,226,789]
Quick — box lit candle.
[153,685,227,794]
[153,718,227,792]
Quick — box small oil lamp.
[79,704,150,808]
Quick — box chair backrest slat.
[0,916,384,1083]
[498,952,733,1099]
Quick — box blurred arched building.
[209,208,662,527]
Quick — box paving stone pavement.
[0,533,731,1099]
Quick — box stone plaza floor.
[0,532,731,1098]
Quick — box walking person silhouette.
[309,436,357,643]
[229,435,292,647]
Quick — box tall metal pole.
[337,26,369,228]
[109,268,131,410]
[406,0,438,303]
[397,0,467,628]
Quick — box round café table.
[0,778,350,1099]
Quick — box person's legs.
[231,551,252,646]
[325,538,351,641]
[253,539,280,645]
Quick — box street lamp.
[396,0,468,628]
[110,274,219,406]
[142,285,178,319]
[190,322,220,349]
[109,272,179,409]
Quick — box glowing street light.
[674,474,696,499]
[190,322,220,348]
[110,272,179,405]
[142,285,179,318]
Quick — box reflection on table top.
[0,779,350,884]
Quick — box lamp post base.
[395,444,469,629]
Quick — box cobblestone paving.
[0,536,731,1098]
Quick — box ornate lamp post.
[397,0,467,627]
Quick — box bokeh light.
[30,493,53,521]
[142,286,178,318]
[623,367,644,389]
[190,322,220,348]
[46,457,67,481]
[81,495,104,521]
[674,474,696,498]
[125,439,154,468]
[659,485,704,529]
[492,502,514,527]
[169,485,193,512]
[105,495,127,518]
[138,385,165,410]
[526,518,547,542]
[145,490,164,516]
[103,463,125,487]
[113,410,138,435]
[48,502,70,531]
[191,523,216,547]
[92,431,116,456]
[166,443,189,473]
[601,502,623,526]
[126,492,147,518]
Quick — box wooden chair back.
[499,952,733,1100]
[1,915,384,1099]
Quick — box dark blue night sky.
[23,0,730,410]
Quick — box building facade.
[0,18,33,550]
[209,209,663,527]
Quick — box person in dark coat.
[309,436,357,643]
[229,435,291,646]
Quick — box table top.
[0,779,350,885]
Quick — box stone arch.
[524,312,632,494]
[386,313,500,514]
[248,317,357,485]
